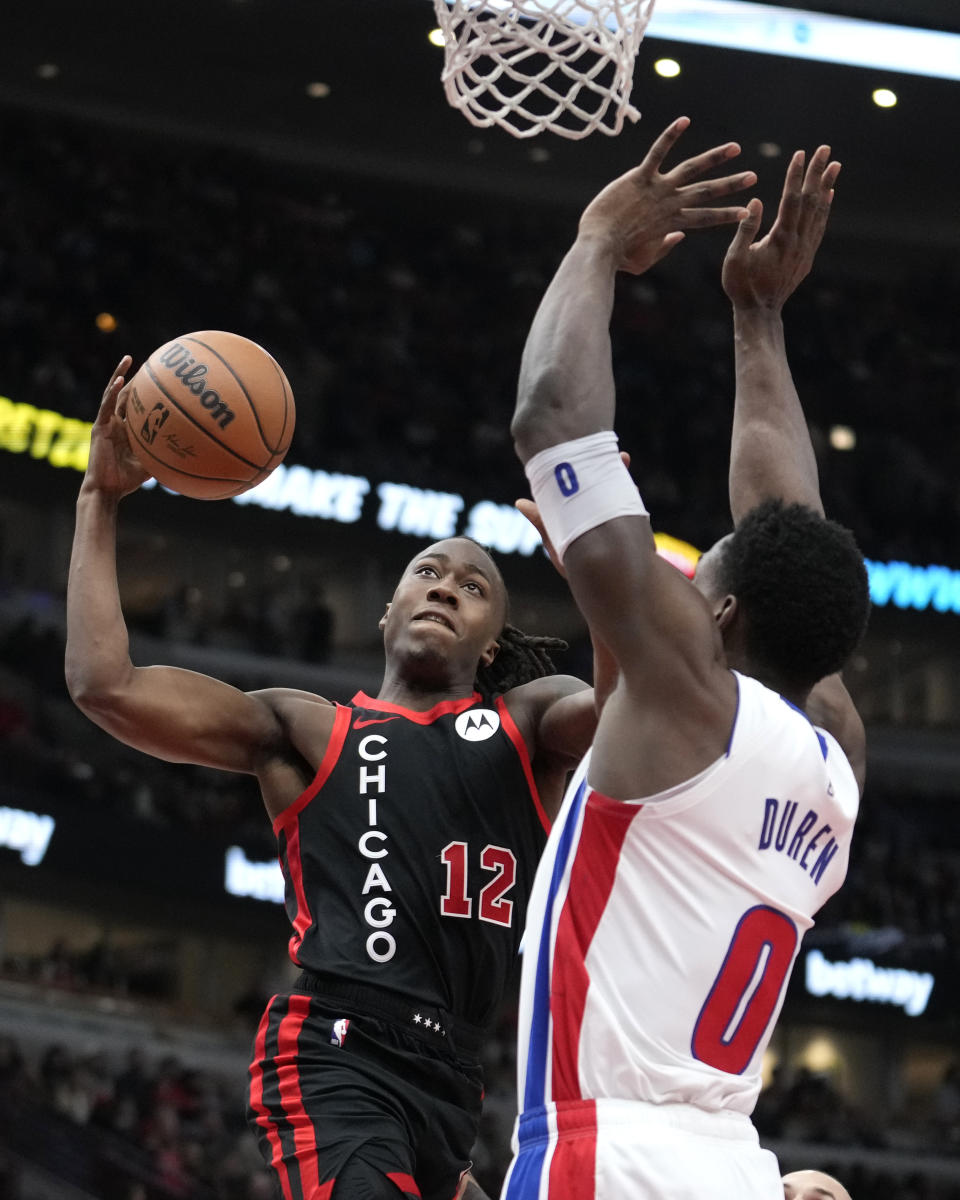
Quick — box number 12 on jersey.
[692,905,799,1075]
[440,841,517,927]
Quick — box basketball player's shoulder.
[501,673,590,714]
[735,672,859,809]
[249,687,340,752]
[250,686,337,711]
[499,675,593,773]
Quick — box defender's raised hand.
[577,116,756,275]
[722,145,840,312]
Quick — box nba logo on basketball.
[141,403,170,445]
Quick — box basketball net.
[433,0,657,140]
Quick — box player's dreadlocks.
[459,536,569,696]
[475,623,568,697]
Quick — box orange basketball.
[124,330,295,500]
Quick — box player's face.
[782,1170,851,1200]
[381,538,507,679]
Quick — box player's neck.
[376,666,477,712]
[740,656,811,712]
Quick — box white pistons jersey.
[506,670,859,1200]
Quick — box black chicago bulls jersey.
[273,691,550,1029]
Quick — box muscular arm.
[512,120,752,798]
[728,306,822,519]
[66,487,286,772]
[722,147,838,520]
[65,360,293,777]
[721,148,864,788]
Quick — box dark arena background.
[2,1,960,1197]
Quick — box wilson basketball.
[124,330,295,500]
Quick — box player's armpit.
[804,674,865,795]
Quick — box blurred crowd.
[0,1019,958,1200]
[0,610,273,840]
[0,1033,273,1200]
[1,107,959,562]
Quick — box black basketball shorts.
[248,984,485,1200]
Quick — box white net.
[433,0,657,140]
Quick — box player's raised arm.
[65,359,289,774]
[511,120,751,666]
[513,117,753,458]
[721,148,867,791]
[722,146,839,520]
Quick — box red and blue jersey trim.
[512,777,642,1200]
[522,774,591,1117]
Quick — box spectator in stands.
[783,1169,852,1200]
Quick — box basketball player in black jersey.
[66,381,601,1200]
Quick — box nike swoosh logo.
[353,716,401,729]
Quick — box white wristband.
[524,431,648,562]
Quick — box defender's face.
[381,538,506,674]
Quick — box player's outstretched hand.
[577,116,756,275]
[84,356,151,498]
[722,145,840,312]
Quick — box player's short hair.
[717,499,869,691]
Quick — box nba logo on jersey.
[329,1018,350,1047]
[454,709,501,742]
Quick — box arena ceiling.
[0,0,955,250]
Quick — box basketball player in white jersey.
[500,118,870,1200]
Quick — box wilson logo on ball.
[157,343,236,429]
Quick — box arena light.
[800,1034,839,1073]
[644,1,960,79]
[0,805,56,866]
[829,424,856,450]
[654,57,681,76]
[224,846,285,904]
[443,1,960,79]
[872,87,898,107]
[804,948,934,1017]
[428,27,446,47]
[865,559,960,614]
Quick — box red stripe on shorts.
[249,997,296,1200]
[387,1171,421,1197]
[276,993,322,1198]
[548,1100,597,1200]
